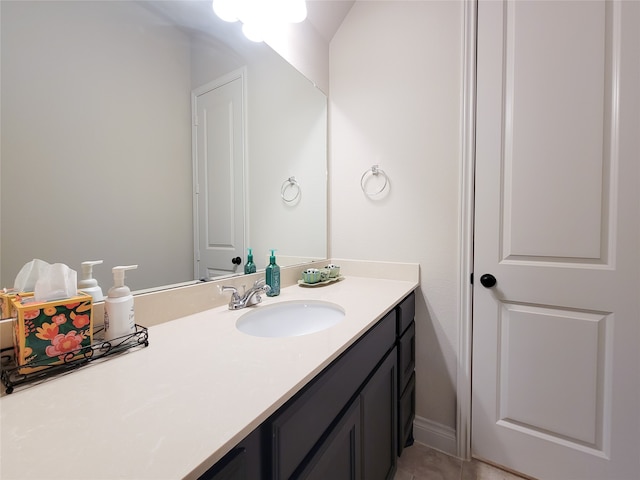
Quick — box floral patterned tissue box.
[0,289,20,319]
[11,293,93,373]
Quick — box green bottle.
[265,249,280,296]
[244,248,256,274]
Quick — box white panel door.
[472,1,639,479]
[193,72,246,279]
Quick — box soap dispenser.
[265,249,280,296]
[104,265,138,341]
[244,248,256,274]
[77,260,104,302]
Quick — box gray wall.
[329,1,464,452]
[1,1,194,291]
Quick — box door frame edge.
[456,0,478,461]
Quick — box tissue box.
[1,289,20,319]
[11,293,94,374]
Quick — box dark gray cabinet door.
[296,399,362,480]
[198,426,266,480]
[198,448,246,480]
[362,348,398,480]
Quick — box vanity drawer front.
[270,310,396,480]
[397,292,415,336]
[397,321,415,394]
[398,372,416,455]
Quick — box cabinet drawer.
[271,310,396,480]
[397,292,415,336]
[398,373,415,455]
[397,321,415,394]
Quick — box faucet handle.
[220,285,245,310]
[253,278,266,288]
[220,285,240,299]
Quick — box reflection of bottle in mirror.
[265,250,280,296]
[104,265,138,341]
[244,248,256,274]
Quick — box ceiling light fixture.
[212,0,307,42]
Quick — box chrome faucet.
[220,279,271,310]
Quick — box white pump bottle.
[78,260,104,302]
[104,265,138,341]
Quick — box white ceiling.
[306,0,355,42]
[146,1,355,46]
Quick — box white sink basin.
[236,300,345,338]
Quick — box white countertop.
[0,275,417,480]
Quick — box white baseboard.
[412,415,458,457]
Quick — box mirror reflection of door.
[193,69,246,279]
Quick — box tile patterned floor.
[395,442,532,480]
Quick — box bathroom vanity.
[203,291,416,480]
[0,268,418,480]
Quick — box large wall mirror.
[1,0,327,292]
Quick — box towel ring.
[281,176,301,203]
[360,165,389,196]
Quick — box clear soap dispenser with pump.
[265,249,280,296]
[104,265,138,341]
[78,260,104,302]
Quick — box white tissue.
[34,263,78,302]
[13,259,51,292]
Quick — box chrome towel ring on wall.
[281,176,301,203]
[360,165,389,197]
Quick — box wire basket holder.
[1,324,149,394]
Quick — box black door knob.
[231,256,241,265]
[480,273,497,288]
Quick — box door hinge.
[470,272,474,285]
[193,115,199,127]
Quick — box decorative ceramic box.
[11,293,93,373]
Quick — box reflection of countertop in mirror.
[0,260,419,480]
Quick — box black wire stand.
[1,324,149,394]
